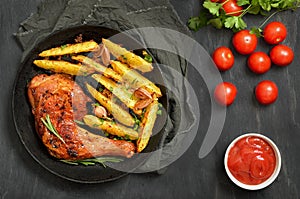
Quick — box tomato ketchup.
[227,136,276,185]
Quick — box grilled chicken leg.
[28,74,135,160]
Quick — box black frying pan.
[12,25,168,183]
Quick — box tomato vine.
[188,0,300,34]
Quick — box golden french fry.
[136,99,159,152]
[111,61,162,97]
[92,74,141,113]
[39,41,98,57]
[33,60,94,76]
[72,55,122,82]
[102,38,153,73]
[83,115,139,140]
[86,83,135,127]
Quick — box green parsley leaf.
[203,1,222,16]
[188,12,208,31]
[248,5,261,14]
[251,0,259,6]
[278,0,296,9]
[259,0,272,11]
[237,0,250,6]
[224,16,247,30]
[207,18,223,29]
[250,27,263,37]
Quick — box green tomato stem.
[258,10,281,29]
[240,5,253,17]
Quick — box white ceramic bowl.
[224,133,281,190]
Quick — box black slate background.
[1,0,300,198]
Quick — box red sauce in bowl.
[227,136,276,185]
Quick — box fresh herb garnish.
[41,114,66,144]
[158,102,163,108]
[104,132,110,137]
[144,55,153,63]
[131,78,138,85]
[133,124,139,131]
[157,110,162,115]
[99,118,104,125]
[60,157,123,167]
[98,87,104,92]
[111,120,116,125]
[124,134,131,140]
[188,0,300,32]
[92,123,100,127]
[93,102,101,107]
[157,103,163,115]
[132,114,141,131]
[60,44,67,50]
[74,120,85,125]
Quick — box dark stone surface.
[1,0,299,198]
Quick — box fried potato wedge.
[102,38,153,73]
[136,98,159,152]
[39,41,98,57]
[72,55,122,82]
[33,60,94,76]
[83,115,139,140]
[86,83,135,127]
[92,74,141,114]
[111,61,162,97]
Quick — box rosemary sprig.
[74,120,85,125]
[60,157,124,167]
[41,114,66,144]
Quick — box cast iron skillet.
[12,25,168,183]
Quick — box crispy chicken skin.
[28,74,135,160]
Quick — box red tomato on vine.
[263,21,287,45]
[232,30,257,55]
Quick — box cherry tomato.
[214,82,237,106]
[222,0,243,16]
[247,52,271,74]
[270,44,294,67]
[210,0,220,2]
[212,46,235,71]
[255,80,278,105]
[232,30,257,55]
[263,21,287,45]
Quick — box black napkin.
[15,0,196,173]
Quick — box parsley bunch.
[188,0,300,32]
